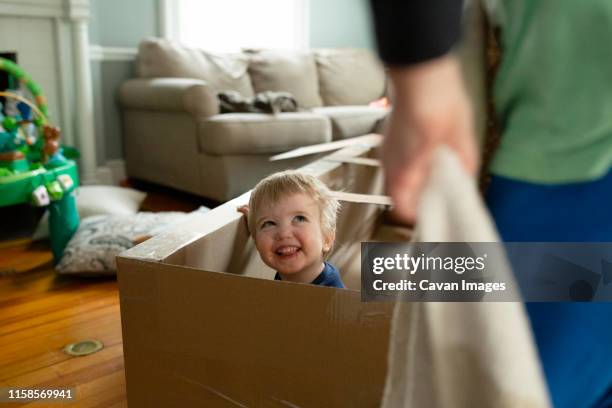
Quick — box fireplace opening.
[0,52,18,108]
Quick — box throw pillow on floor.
[56,210,207,275]
[32,185,147,240]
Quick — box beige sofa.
[119,38,388,201]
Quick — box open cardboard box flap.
[118,141,549,407]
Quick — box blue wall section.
[90,0,158,47]
[309,0,375,49]
[89,0,159,164]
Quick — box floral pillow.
[33,186,147,240]
[56,211,205,275]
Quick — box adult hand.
[384,55,479,225]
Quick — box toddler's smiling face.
[254,192,333,283]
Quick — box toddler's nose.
[275,223,293,239]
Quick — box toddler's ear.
[237,205,250,234]
[323,230,336,253]
[237,205,249,216]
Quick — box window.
[162,0,309,52]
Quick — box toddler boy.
[242,170,344,288]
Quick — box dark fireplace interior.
[0,52,18,108]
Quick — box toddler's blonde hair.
[248,170,340,240]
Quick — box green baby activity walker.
[0,57,80,262]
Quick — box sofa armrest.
[118,78,220,118]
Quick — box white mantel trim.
[0,0,64,18]
[66,0,89,20]
[0,0,89,19]
[90,45,137,62]
[72,19,97,184]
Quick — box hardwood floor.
[0,180,217,407]
[0,240,126,407]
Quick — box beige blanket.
[381,148,551,407]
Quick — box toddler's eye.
[294,215,307,223]
[260,220,275,229]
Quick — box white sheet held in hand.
[381,147,551,408]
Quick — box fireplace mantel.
[0,0,85,18]
[0,0,98,184]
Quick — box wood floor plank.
[0,260,114,300]
[70,370,127,408]
[0,269,60,301]
[0,295,119,340]
[106,401,129,408]
[16,369,126,408]
[1,317,123,380]
[0,299,120,345]
[0,281,118,323]
[4,343,124,386]
[0,240,53,275]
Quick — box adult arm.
[370,0,478,224]
[370,0,464,64]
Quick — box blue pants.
[486,171,612,408]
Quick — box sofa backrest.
[314,49,386,106]
[137,38,255,97]
[136,38,386,108]
[246,49,323,109]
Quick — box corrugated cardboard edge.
[119,193,251,262]
[331,191,392,206]
[270,133,383,161]
[323,156,381,167]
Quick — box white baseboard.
[89,45,137,61]
[95,159,126,185]
[94,166,113,185]
[106,159,127,183]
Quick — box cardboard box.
[118,139,406,407]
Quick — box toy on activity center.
[0,57,80,263]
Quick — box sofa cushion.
[247,50,323,109]
[315,49,386,106]
[137,38,254,96]
[198,113,331,155]
[312,106,389,140]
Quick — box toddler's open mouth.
[276,246,301,257]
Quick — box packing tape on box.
[270,134,382,161]
[331,190,392,206]
[323,156,381,167]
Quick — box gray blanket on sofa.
[218,90,298,114]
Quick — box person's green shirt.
[491,0,612,183]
